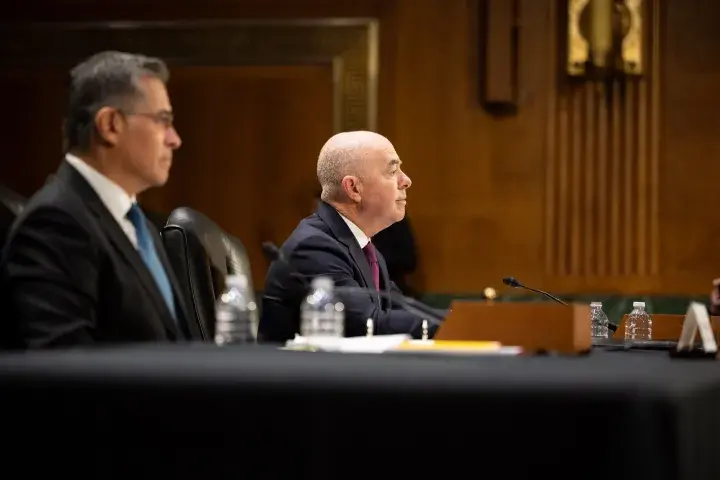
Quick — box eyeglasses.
[119,109,174,129]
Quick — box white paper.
[285,334,410,353]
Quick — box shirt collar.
[338,213,370,249]
[64,153,136,222]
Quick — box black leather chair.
[0,185,27,249]
[162,207,256,341]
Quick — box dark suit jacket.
[259,201,437,343]
[0,161,201,349]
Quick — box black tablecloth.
[0,345,718,479]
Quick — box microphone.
[502,276,568,306]
[262,241,444,325]
[501,276,617,333]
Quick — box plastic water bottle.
[300,276,345,338]
[590,302,609,338]
[625,301,652,342]
[214,274,258,345]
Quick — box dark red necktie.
[362,242,380,291]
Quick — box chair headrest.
[164,207,252,282]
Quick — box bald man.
[259,131,436,342]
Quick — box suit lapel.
[56,161,180,339]
[97,207,181,339]
[316,201,376,293]
[348,243,376,292]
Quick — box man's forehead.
[385,146,401,163]
[364,146,400,165]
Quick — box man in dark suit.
[259,131,438,342]
[0,51,202,349]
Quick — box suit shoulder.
[5,205,89,252]
[7,184,91,248]
[0,200,99,286]
[283,215,340,253]
[23,177,85,214]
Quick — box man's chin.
[158,163,173,181]
[148,172,170,188]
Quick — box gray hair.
[64,50,170,152]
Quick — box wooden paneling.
[0,69,68,193]
[545,0,661,279]
[660,0,720,292]
[0,17,370,291]
[142,65,333,286]
[2,0,720,298]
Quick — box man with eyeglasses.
[0,51,201,349]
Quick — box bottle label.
[215,306,255,344]
[301,309,344,338]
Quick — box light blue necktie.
[126,203,177,322]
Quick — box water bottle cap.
[590,302,602,307]
[226,274,248,289]
[633,301,645,308]
[311,276,334,290]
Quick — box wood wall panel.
[660,0,720,293]
[2,0,720,298]
[545,0,660,280]
[136,65,334,289]
[0,69,68,193]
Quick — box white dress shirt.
[338,213,370,249]
[64,153,139,249]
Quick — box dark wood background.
[2,0,719,297]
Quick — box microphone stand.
[502,276,618,333]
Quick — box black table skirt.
[0,344,718,479]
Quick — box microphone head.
[502,276,521,287]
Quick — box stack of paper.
[284,334,410,353]
[284,335,523,355]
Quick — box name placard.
[676,302,718,353]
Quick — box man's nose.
[166,127,182,149]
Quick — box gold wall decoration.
[567,0,643,78]
[567,0,592,76]
[622,0,643,74]
[0,19,379,132]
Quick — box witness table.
[0,344,718,479]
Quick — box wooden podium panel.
[613,313,720,341]
[436,301,591,354]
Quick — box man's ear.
[341,176,362,202]
[94,107,124,147]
